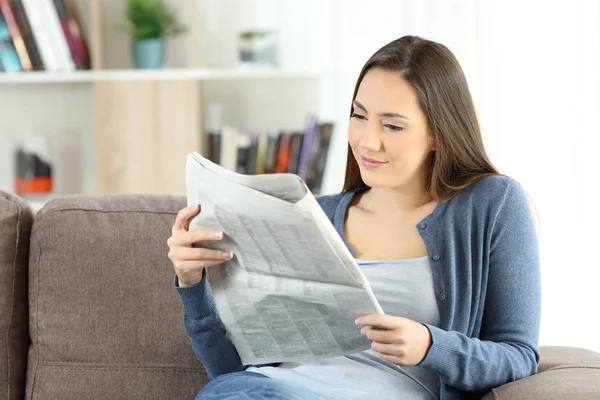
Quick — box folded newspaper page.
[185,152,384,365]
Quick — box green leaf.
[114,0,186,39]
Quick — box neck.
[361,175,432,213]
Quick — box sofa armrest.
[482,346,600,400]
[0,191,34,400]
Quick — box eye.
[385,124,405,132]
[351,112,367,120]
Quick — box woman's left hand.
[356,314,433,366]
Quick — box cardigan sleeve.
[419,179,541,393]
[174,272,245,379]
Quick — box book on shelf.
[0,0,89,73]
[204,115,334,195]
[0,11,21,71]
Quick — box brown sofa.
[1,190,599,400]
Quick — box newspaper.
[185,151,383,365]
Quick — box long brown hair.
[343,35,498,201]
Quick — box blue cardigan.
[175,175,541,399]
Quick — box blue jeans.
[196,371,320,400]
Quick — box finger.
[371,342,405,357]
[169,229,224,247]
[360,326,397,344]
[169,247,233,262]
[173,259,226,272]
[173,204,201,234]
[356,314,402,329]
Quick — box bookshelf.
[0,0,339,201]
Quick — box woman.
[167,35,541,400]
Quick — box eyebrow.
[353,100,411,120]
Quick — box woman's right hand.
[167,204,233,287]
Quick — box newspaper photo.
[185,151,384,366]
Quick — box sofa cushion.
[0,192,33,400]
[26,194,208,400]
[482,346,600,399]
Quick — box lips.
[360,155,387,169]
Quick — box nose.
[361,124,382,152]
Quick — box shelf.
[0,68,333,85]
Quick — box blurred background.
[1,0,598,353]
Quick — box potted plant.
[115,0,186,69]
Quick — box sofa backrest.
[0,192,33,400]
[25,194,208,400]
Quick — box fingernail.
[197,204,201,211]
[214,231,223,239]
[355,319,360,325]
[223,251,233,260]
[360,328,365,335]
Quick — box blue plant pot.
[132,39,165,69]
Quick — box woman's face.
[348,68,435,190]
